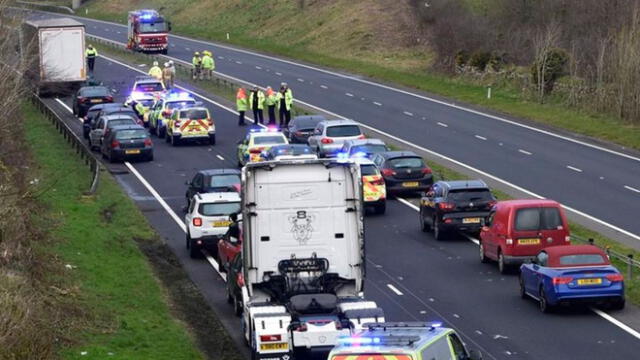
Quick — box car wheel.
[375,202,386,215]
[209,134,216,145]
[420,211,430,232]
[233,294,243,316]
[498,251,508,274]
[187,234,201,259]
[433,217,445,241]
[226,283,233,304]
[479,241,489,263]
[108,151,116,163]
[146,152,154,162]
[171,135,180,146]
[185,234,190,250]
[519,275,527,299]
[539,286,553,313]
[217,253,226,273]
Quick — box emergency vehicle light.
[338,336,382,346]
[353,151,368,158]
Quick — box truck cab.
[127,9,171,54]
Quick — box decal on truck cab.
[289,210,315,245]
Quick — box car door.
[421,336,454,360]
[525,251,548,294]
[90,117,105,147]
[187,173,203,201]
[482,209,499,258]
[307,124,323,147]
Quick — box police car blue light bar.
[338,336,382,346]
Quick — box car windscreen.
[115,129,147,140]
[80,87,109,97]
[166,101,196,110]
[138,21,168,33]
[107,119,137,128]
[180,109,209,119]
[199,202,241,216]
[558,254,608,266]
[254,135,286,145]
[208,175,240,188]
[515,207,563,231]
[361,164,380,176]
[294,118,323,130]
[351,144,387,154]
[134,83,163,92]
[326,125,361,137]
[389,157,424,168]
[448,189,493,202]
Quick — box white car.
[185,192,241,259]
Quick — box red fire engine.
[127,10,171,54]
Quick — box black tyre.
[539,286,553,313]
[233,295,243,316]
[479,241,489,263]
[375,202,386,215]
[146,152,154,162]
[610,298,626,310]
[498,251,509,274]
[519,275,527,299]
[226,284,233,304]
[209,134,216,145]
[187,234,201,259]
[433,217,445,241]
[420,211,430,232]
[171,135,180,146]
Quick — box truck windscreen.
[139,22,167,33]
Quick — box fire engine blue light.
[353,151,367,158]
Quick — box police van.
[328,322,482,360]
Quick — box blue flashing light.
[338,337,381,346]
[428,322,442,329]
[353,151,368,158]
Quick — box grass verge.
[78,2,640,151]
[23,101,240,359]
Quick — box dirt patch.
[134,236,243,360]
[100,202,117,223]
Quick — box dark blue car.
[519,245,625,313]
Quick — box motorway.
[24,10,640,247]
[42,54,640,359]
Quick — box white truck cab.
[185,192,241,259]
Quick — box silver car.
[307,119,364,157]
[88,114,139,151]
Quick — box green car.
[148,93,196,138]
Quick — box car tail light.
[487,200,497,209]
[565,236,571,242]
[192,217,202,227]
[111,140,120,148]
[381,169,396,177]
[438,202,455,211]
[249,147,264,154]
[444,218,453,224]
[357,134,366,139]
[105,96,113,102]
[552,277,573,285]
[144,138,152,147]
[368,177,385,186]
[237,273,245,287]
[606,274,624,282]
[421,167,432,175]
[320,137,333,144]
[77,96,88,103]
[260,334,281,342]
[294,131,303,136]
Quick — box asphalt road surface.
[41,55,640,359]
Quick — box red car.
[480,199,571,273]
[217,220,242,272]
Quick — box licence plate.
[125,149,141,154]
[259,343,288,351]
[90,99,102,103]
[402,181,419,187]
[463,217,481,224]
[578,278,602,285]
[518,238,540,245]
[213,220,232,227]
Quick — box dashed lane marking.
[567,165,583,173]
[387,284,404,296]
[518,149,532,155]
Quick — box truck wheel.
[209,134,216,145]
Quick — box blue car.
[520,245,625,313]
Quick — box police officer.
[201,51,215,80]
[276,82,293,127]
[249,86,265,124]
[85,45,98,73]
[192,51,202,80]
[148,61,162,80]
[236,87,248,126]
[264,86,277,125]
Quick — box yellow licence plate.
[90,99,102,103]
[463,217,481,224]
[259,343,288,351]
[518,238,540,245]
[578,278,602,285]
[125,149,141,154]
[213,220,232,227]
[402,181,419,187]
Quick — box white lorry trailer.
[20,18,86,95]
[241,159,384,360]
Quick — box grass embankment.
[79,0,640,150]
[22,102,239,359]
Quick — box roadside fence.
[573,234,640,278]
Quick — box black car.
[82,103,124,139]
[101,125,153,163]
[419,180,496,240]
[371,151,433,193]
[185,169,241,207]
[72,86,113,118]
[97,106,141,125]
[284,115,326,143]
[261,144,316,160]
[225,253,244,316]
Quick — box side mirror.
[469,350,483,360]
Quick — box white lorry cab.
[240,159,384,360]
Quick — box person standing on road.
[192,51,202,80]
[276,82,293,127]
[264,86,277,125]
[85,44,98,73]
[148,61,163,80]
[201,51,215,80]
[167,60,176,86]
[236,87,248,126]
[162,62,174,90]
[249,86,265,125]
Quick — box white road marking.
[437,122,448,127]
[255,66,262,70]
[567,165,583,173]
[518,149,532,155]
[185,47,190,51]
[475,135,487,141]
[345,93,354,97]
[592,309,640,340]
[373,101,382,106]
[403,111,414,117]
[116,31,120,34]
[216,154,225,161]
[624,185,640,193]
[320,85,328,89]
[204,251,227,281]
[235,61,242,64]
[275,72,282,76]
[297,78,304,82]
[387,284,404,296]
[218,56,223,59]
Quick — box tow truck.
[127,10,171,54]
[240,159,385,359]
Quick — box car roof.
[437,180,489,190]
[177,106,208,112]
[269,144,311,150]
[498,199,561,208]
[344,138,386,147]
[378,151,420,159]
[80,85,109,91]
[351,157,376,165]
[320,119,359,126]
[251,131,285,138]
[543,245,610,267]
[89,103,123,111]
[291,115,326,122]
[196,192,241,202]
[331,323,451,354]
[109,125,145,131]
[103,114,136,121]
[198,169,241,176]
[102,107,135,113]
